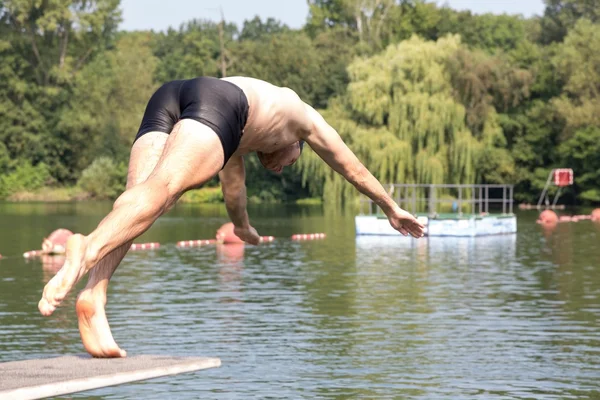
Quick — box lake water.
[1,202,599,399]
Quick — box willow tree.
[296,34,510,205]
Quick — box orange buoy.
[537,210,558,226]
[291,233,326,241]
[216,222,245,244]
[176,239,217,248]
[259,236,275,243]
[592,208,600,222]
[129,242,160,251]
[42,228,74,254]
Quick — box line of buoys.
[23,250,45,259]
[176,239,217,248]
[22,243,161,258]
[556,215,594,223]
[129,242,160,251]
[176,236,276,248]
[537,209,599,227]
[570,215,593,222]
[5,224,329,261]
[291,233,327,241]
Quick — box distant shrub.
[296,197,322,205]
[0,161,52,199]
[77,157,127,199]
[179,187,224,203]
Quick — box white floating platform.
[355,214,517,237]
[0,354,221,400]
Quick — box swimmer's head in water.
[257,141,304,174]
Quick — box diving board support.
[0,354,221,400]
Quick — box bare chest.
[240,109,302,153]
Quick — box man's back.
[221,76,310,156]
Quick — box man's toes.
[38,299,56,316]
[103,347,127,358]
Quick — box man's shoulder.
[222,76,298,96]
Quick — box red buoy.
[42,228,74,254]
[216,222,245,244]
[129,242,160,251]
[537,210,558,226]
[291,233,326,241]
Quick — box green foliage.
[558,127,600,203]
[296,197,323,206]
[0,0,598,206]
[77,157,127,199]
[551,19,600,138]
[243,153,310,203]
[540,0,600,43]
[0,142,11,174]
[239,16,290,41]
[179,187,224,203]
[434,9,528,52]
[297,35,518,204]
[229,31,326,106]
[58,32,158,174]
[0,161,52,199]
[151,19,232,82]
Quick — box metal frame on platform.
[359,183,515,217]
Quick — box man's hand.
[302,103,425,239]
[386,206,425,238]
[234,225,261,245]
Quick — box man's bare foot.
[38,234,89,316]
[76,289,126,358]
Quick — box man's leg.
[75,131,168,358]
[38,120,225,324]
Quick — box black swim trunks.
[134,77,249,166]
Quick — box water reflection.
[216,244,245,305]
[40,254,67,284]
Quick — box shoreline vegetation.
[4,185,325,206]
[1,1,599,207]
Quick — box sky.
[119,0,547,32]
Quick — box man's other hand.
[387,206,425,238]
[234,225,261,245]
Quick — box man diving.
[38,76,425,358]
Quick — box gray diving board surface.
[0,354,221,400]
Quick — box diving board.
[0,354,221,400]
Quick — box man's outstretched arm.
[302,104,424,238]
[218,156,260,244]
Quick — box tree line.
[0,0,598,205]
